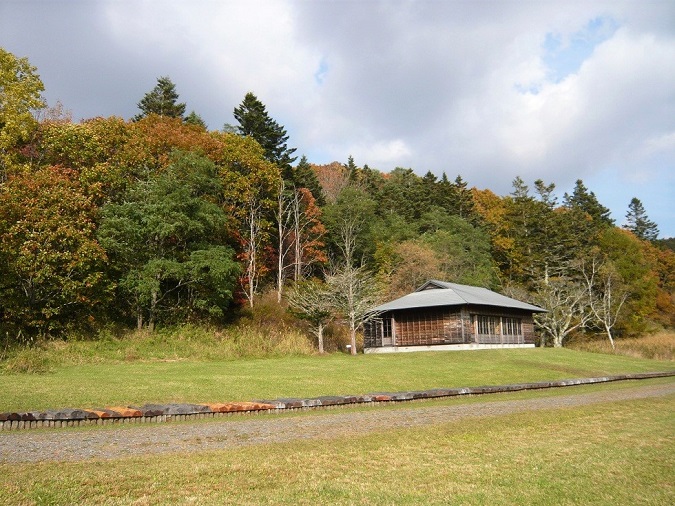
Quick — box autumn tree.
[378,240,444,300]
[219,133,281,307]
[134,76,186,121]
[313,161,350,204]
[624,197,659,241]
[0,48,45,178]
[0,166,108,338]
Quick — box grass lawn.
[1,383,672,505]
[1,348,672,412]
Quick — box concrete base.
[363,343,535,353]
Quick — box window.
[476,315,497,336]
[381,317,392,338]
[473,314,523,344]
[502,317,522,337]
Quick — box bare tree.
[276,181,295,303]
[582,258,629,350]
[241,199,265,308]
[287,278,334,353]
[326,263,382,355]
[533,275,593,347]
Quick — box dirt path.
[2,382,673,464]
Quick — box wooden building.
[364,280,546,353]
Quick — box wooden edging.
[1,371,673,431]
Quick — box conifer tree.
[184,111,207,129]
[233,92,296,178]
[563,179,614,226]
[134,76,186,121]
[625,197,659,241]
[294,155,325,205]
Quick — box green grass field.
[1,347,672,412]
[1,383,672,505]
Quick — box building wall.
[364,306,537,348]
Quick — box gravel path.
[2,382,673,464]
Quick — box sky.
[1,0,674,237]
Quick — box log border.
[1,371,673,431]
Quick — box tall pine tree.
[233,92,296,179]
[624,197,659,241]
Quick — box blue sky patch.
[314,58,329,85]
[543,16,618,83]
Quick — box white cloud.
[1,0,673,234]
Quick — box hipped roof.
[372,280,546,313]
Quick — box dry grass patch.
[571,331,675,361]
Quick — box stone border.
[1,371,673,431]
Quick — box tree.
[563,179,614,226]
[233,92,296,176]
[624,197,659,241]
[134,76,186,121]
[0,48,45,178]
[219,134,281,307]
[379,240,444,300]
[323,186,377,266]
[98,153,239,329]
[533,272,593,348]
[287,278,334,353]
[0,166,107,337]
[313,161,350,204]
[581,257,629,350]
[293,155,325,205]
[326,263,382,355]
[184,111,207,129]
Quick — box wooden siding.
[364,305,537,348]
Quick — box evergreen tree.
[625,197,659,241]
[184,111,207,129]
[233,92,296,178]
[134,76,186,121]
[563,179,614,226]
[345,155,360,183]
[294,155,325,205]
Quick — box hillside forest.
[1,49,674,352]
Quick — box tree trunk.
[350,323,357,355]
[317,322,324,354]
[604,324,616,350]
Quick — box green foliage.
[134,76,186,121]
[294,154,325,205]
[624,197,659,241]
[184,110,207,129]
[323,186,378,264]
[233,92,297,176]
[422,217,499,288]
[563,179,614,226]
[596,227,658,336]
[0,48,45,175]
[98,152,239,329]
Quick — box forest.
[1,48,673,352]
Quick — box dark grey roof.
[372,280,546,313]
